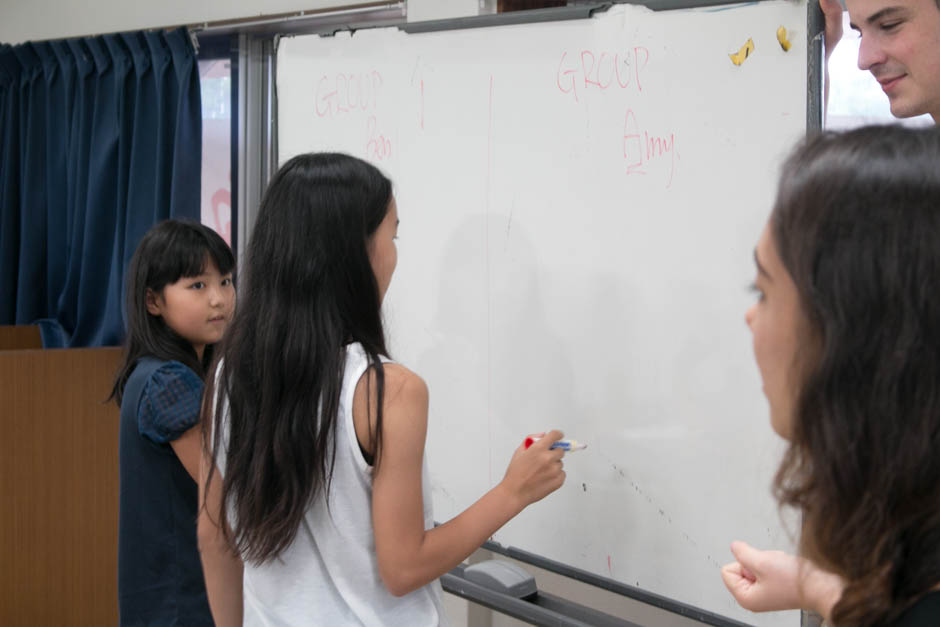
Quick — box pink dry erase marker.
[523,437,587,452]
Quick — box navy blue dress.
[117,358,213,626]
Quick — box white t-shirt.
[217,344,446,626]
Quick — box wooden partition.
[0,346,121,627]
[0,325,42,350]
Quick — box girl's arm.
[141,363,204,482]
[197,443,244,626]
[364,364,566,596]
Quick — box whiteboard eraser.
[463,560,537,599]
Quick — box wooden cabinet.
[0,343,121,627]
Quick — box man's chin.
[888,97,928,120]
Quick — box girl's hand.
[498,429,567,508]
[721,542,801,612]
[720,541,844,618]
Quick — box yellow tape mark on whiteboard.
[777,26,792,51]
[729,38,755,66]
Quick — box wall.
[0,0,365,43]
[0,0,488,44]
[407,0,482,21]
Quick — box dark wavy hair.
[110,219,235,406]
[770,125,940,626]
[206,152,393,564]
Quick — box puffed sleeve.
[137,361,204,444]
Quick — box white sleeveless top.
[218,344,446,626]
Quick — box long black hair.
[770,126,940,626]
[207,152,393,564]
[110,219,235,406]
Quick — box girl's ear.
[145,288,163,316]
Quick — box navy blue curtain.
[0,28,201,347]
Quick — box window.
[198,37,234,247]
[826,12,932,129]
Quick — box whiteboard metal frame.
[227,2,824,624]
[234,33,277,269]
[442,562,646,627]
[227,0,822,248]
[478,539,754,627]
[806,0,825,132]
[401,1,823,132]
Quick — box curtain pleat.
[13,44,47,325]
[0,28,202,347]
[0,44,21,324]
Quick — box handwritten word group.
[556,47,649,102]
[316,70,384,118]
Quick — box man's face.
[847,0,940,121]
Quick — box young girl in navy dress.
[722,126,940,626]
[197,153,567,626]
[111,219,235,626]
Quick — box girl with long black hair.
[198,153,566,626]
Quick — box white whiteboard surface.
[278,3,807,624]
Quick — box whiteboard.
[277,3,809,624]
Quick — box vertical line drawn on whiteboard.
[486,74,495,485]
[411,57,426,130]
[505,197,514,251]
